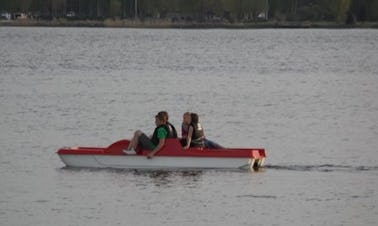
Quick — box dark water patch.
[355,166,378,171]
[350,195,370,199]
[33,199,49,203]
[265,164,378,173]
[305,197,335,202]
[236,194,277,199]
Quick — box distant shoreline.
[1,19,378,29]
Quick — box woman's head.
[190,113,199,124]
[182,112,191,124]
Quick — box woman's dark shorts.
[139,133,155,150]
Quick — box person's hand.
[183,146,189,150]
[147,153,154,159]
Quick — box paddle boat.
[57,139,266,171]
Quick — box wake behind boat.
[57,139,266,171]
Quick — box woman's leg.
[204,138,224,149]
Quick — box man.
[125,111,170,159]
[160,111,178,138]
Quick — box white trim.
[59,154,255,170]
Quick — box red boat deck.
[57,139,266,159]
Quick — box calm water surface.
[0,27,378,225]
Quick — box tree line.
[1,0,378,23]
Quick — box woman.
[183,113,205,149]
[181,112,224,149]
[180,112,191,146]
[125,111,170,158]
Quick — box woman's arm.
[184,126,193,149]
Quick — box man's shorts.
[139,133,155,150]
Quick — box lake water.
[0,27,378,225]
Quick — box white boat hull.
[58,154,261,170]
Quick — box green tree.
[109,0,121,17]
[51,0,66,18]
[350,0,378,21]
[242,0,266,21]
[327,0,351,22]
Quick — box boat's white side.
[58,154,258,170]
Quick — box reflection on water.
[142,170,203,188]
[60,167,205,188]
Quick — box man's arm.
[147,138,165,159]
